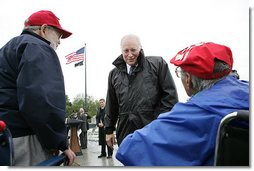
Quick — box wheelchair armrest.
[36,154,67,166]
[236,110,249,122]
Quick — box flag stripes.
[65,47,85,64]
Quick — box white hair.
[120,34,142,49]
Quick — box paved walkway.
[73,127,123,167]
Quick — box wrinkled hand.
[63,148,76,166]
[106,134,116,150]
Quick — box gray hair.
[120,34,142,49]
[23,26,41,32]
[181,59,230,93]
[23,25,57,32]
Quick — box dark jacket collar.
[112,49,145,71]
[21,30,51,45]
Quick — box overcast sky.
[0,0,250,103]
[0,1,252,169]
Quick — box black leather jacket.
[105,49,178,145]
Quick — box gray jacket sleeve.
[104,69,119,134]
[157,57,178,114]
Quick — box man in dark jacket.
[0,10,75,166]
[79,108,89,149]
[96,99,113,158]
[104,34,178,148]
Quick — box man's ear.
[39,24,48,37]
[185,73,191,87]
[185,73,194,94]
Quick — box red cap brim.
[58,28,72,39]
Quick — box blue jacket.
[0,30,68,151]
[116,75,249,166]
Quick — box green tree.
[65,95,73,117]
[66,93,100,121]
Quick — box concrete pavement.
[73,127,123,167]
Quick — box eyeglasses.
[175,67,182,78]
[47,26,63,39]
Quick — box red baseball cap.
[24,10,72,39]
[170,42,233,80]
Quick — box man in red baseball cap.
[23,10,72,50]
[0,10,75,166]
[170,42,234,96]
[24,10,72,39]
[115,42,249,166]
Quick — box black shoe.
[107,156,112,159]
[98,154,106,158]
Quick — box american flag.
[65,47,85,64]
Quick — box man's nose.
[127,51,133,57]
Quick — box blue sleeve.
[17,43,68,151]
[116,103,221,166]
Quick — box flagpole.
[84,43,87,110]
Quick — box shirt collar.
[126,64,138,73]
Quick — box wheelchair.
[0,120,67,166]
[214,110,249,166]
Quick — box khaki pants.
[12,135,53,166]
